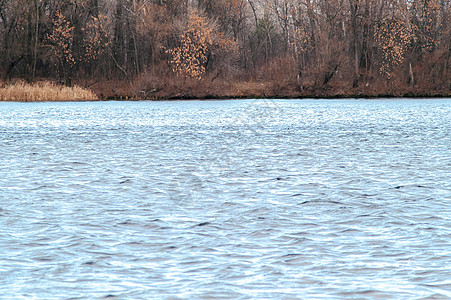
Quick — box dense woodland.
[0,0,450,98]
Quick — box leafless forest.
[0,0,450,98]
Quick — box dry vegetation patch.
[0,81,98,101]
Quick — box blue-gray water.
[0,99,450,299]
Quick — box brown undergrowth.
[90,74,450,100]
[120,57,450,100]
[3,57,448,101]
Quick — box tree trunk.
[305,0,317,62]
[247,0,258,29]
[409,63,415,86]
[32,0,39,81]
[350,0,359,87]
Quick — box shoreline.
[1,80,449,102]
[103,94,451,101]
[89,78,451,101]
[2,94,449,102]
[102,91,451,101]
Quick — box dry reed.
[0,81,98,101]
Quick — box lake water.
[0,99,450,299]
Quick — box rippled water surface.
[0,99,450,299]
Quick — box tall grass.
[0,81,98,101]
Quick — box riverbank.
[90,76,450,101]
[1,78,449,101]
[0,81,98,101]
